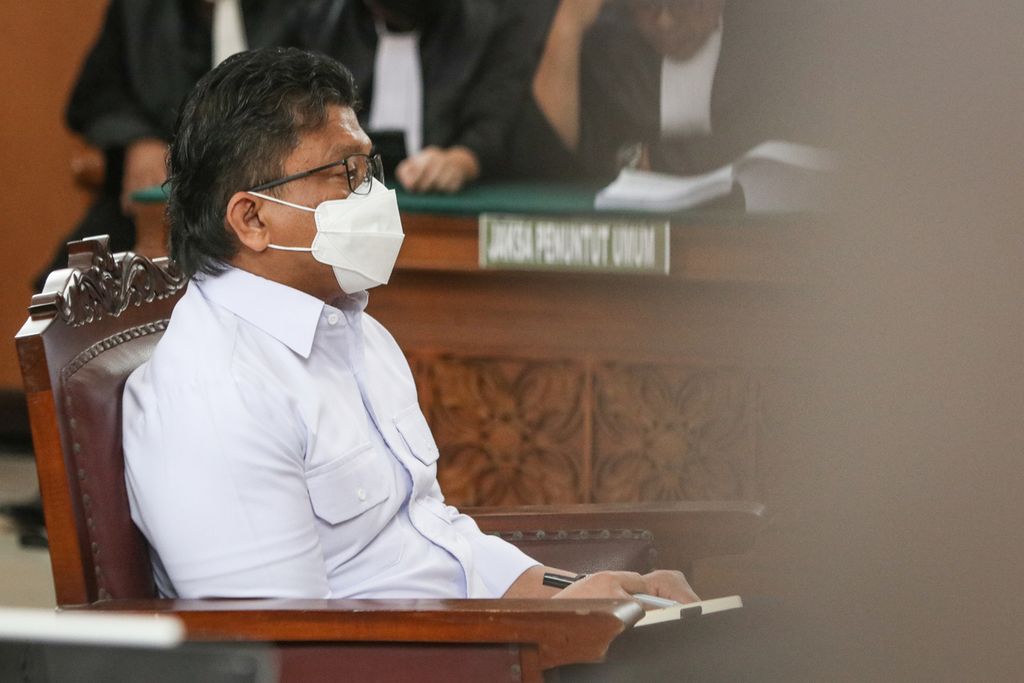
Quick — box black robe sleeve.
[438,0,550,177]
[65,0,168,148]
[502,2,660,183]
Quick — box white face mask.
[249,180,405,294]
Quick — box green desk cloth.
[131,185,171,204]
[131,182,597,214]
[130,182,801,225]
[394,182,600,215]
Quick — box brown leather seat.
[17,236,765,682]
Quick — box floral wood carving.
[411,356,587,506]
[592,363,765,502]
[408,354,769,506]
[30,236,186,326]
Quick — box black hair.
[167,47,359,278]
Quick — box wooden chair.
[15,236,766,682]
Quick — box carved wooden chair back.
[16,236,187,606]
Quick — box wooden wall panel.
[368,211,818,507]
[412,355,588,506]
[591,363,765,502]
[412,354,774,507]
[0,1,106,390]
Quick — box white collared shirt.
[367,22,424,155]
[123,267,537,599]
[207,0,248,67]
[660,23,723,138]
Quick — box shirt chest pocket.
[306,444,391,525]
[393,405,440,467]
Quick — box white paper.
[634,594,743,627]
[595,165,735,212]
[0,607,184,647]
[594,140,838,213]
[660,24,723,138]
[735,141,839,212]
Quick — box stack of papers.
[595,165,735,213]
[595,140,838,213]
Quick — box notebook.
[634,594,744,627]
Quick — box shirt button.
[327,313,340,326]
[357,487,367,501]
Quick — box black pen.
[542,572,679,608]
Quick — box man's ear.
[225,191,270,252]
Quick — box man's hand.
[121,138,169,215]
[637,569,700,604]
[553,569,700,605]
[502,565,699,605]
[395,145,480,194]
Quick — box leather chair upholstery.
[59,321,163,600]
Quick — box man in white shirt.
[122,46,696,604]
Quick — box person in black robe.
[37,0,312,289]
[507,0,835,183]
[304,0,548,193]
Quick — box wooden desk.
[78,598,642,682]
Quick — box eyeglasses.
[249,153,384,196]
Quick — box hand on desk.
[396,145,480,194]
[553,569,700,605]
[504,565,698,605]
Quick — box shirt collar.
[194,267,329,358]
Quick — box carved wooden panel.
[410,355,587,506]
[592,363,764,502]
[408,354,768,507]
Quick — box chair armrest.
[69,598,642,671]
[467,501,767,571]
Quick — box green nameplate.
[479,214,670,274]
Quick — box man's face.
[632,0,724,60]
[258,105,373,300]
